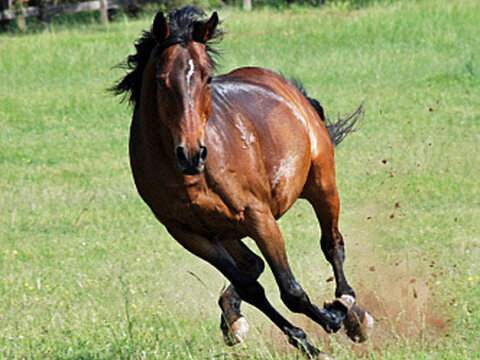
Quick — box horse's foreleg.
[165,222,323,357]
[304,170,373,343]
[218,240,265,345]
[246,207,349,334]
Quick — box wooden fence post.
[99,0,108,24]
[14,0,27,31]
[243,0,251,11]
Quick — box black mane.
[111,6,223,106]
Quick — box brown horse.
[113,6,372,358]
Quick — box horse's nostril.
[199,146,208,163]
[176,146,188,164]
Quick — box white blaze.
[186,59,195,88]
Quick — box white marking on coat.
[235,121,256,149]
[184,59,196,113]
[272,155,298,189]
[216,82,307,126]
[186,59,195,88]
[214,82,321,158]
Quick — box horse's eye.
[156,73,169,88]
[206,76,213,85]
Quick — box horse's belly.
[268,150,310,218]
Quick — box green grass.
[1,0,479,358]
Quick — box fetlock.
[335,285,355,299]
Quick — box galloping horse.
[113,6,372,358]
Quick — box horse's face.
[155,44,213,175]
[152,11,218,175]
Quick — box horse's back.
[208,67,333,217]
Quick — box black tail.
[321,102,363,147]
[291,78,363,147]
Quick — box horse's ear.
[152,11,170,42]
[193,11,219,43]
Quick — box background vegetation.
[1,0,479,359]
[1,0,392,33]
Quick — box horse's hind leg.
[303,157,373,342]
[303,166,354,299]
[218,239,265,345]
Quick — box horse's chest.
[137,171,245,235]
[171,186,246,234]
[130,129,246,235]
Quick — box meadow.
[1,0,479,358]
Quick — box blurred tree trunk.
[14,0,27,31]
[38,0,50,25]
[99,0,108,24]
[243,0,251,11]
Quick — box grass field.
[1,0,479,358]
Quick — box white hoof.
[230,317,249,343]
[222,317,249,345]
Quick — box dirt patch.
[347,259,449,356]
[258,241,451,358]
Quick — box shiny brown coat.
[115,6,370,357]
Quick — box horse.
[113,6,372,358]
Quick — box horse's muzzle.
[175,145,208,175]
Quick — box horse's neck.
[139,106,171,149]
[138,77,175,158]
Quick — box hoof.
[321,295,355,333]
[286,327,333,359]
[327,295,355,313]
[222,317,249,346]
[343,304,373,343]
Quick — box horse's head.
[150,9,219,175]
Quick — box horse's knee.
[237,250,265,279]
[281,283,310,313]
[249,253,265,278]
[234,280,266,306]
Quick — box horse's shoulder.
[213,67,286,88]
[224,66,277,77]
